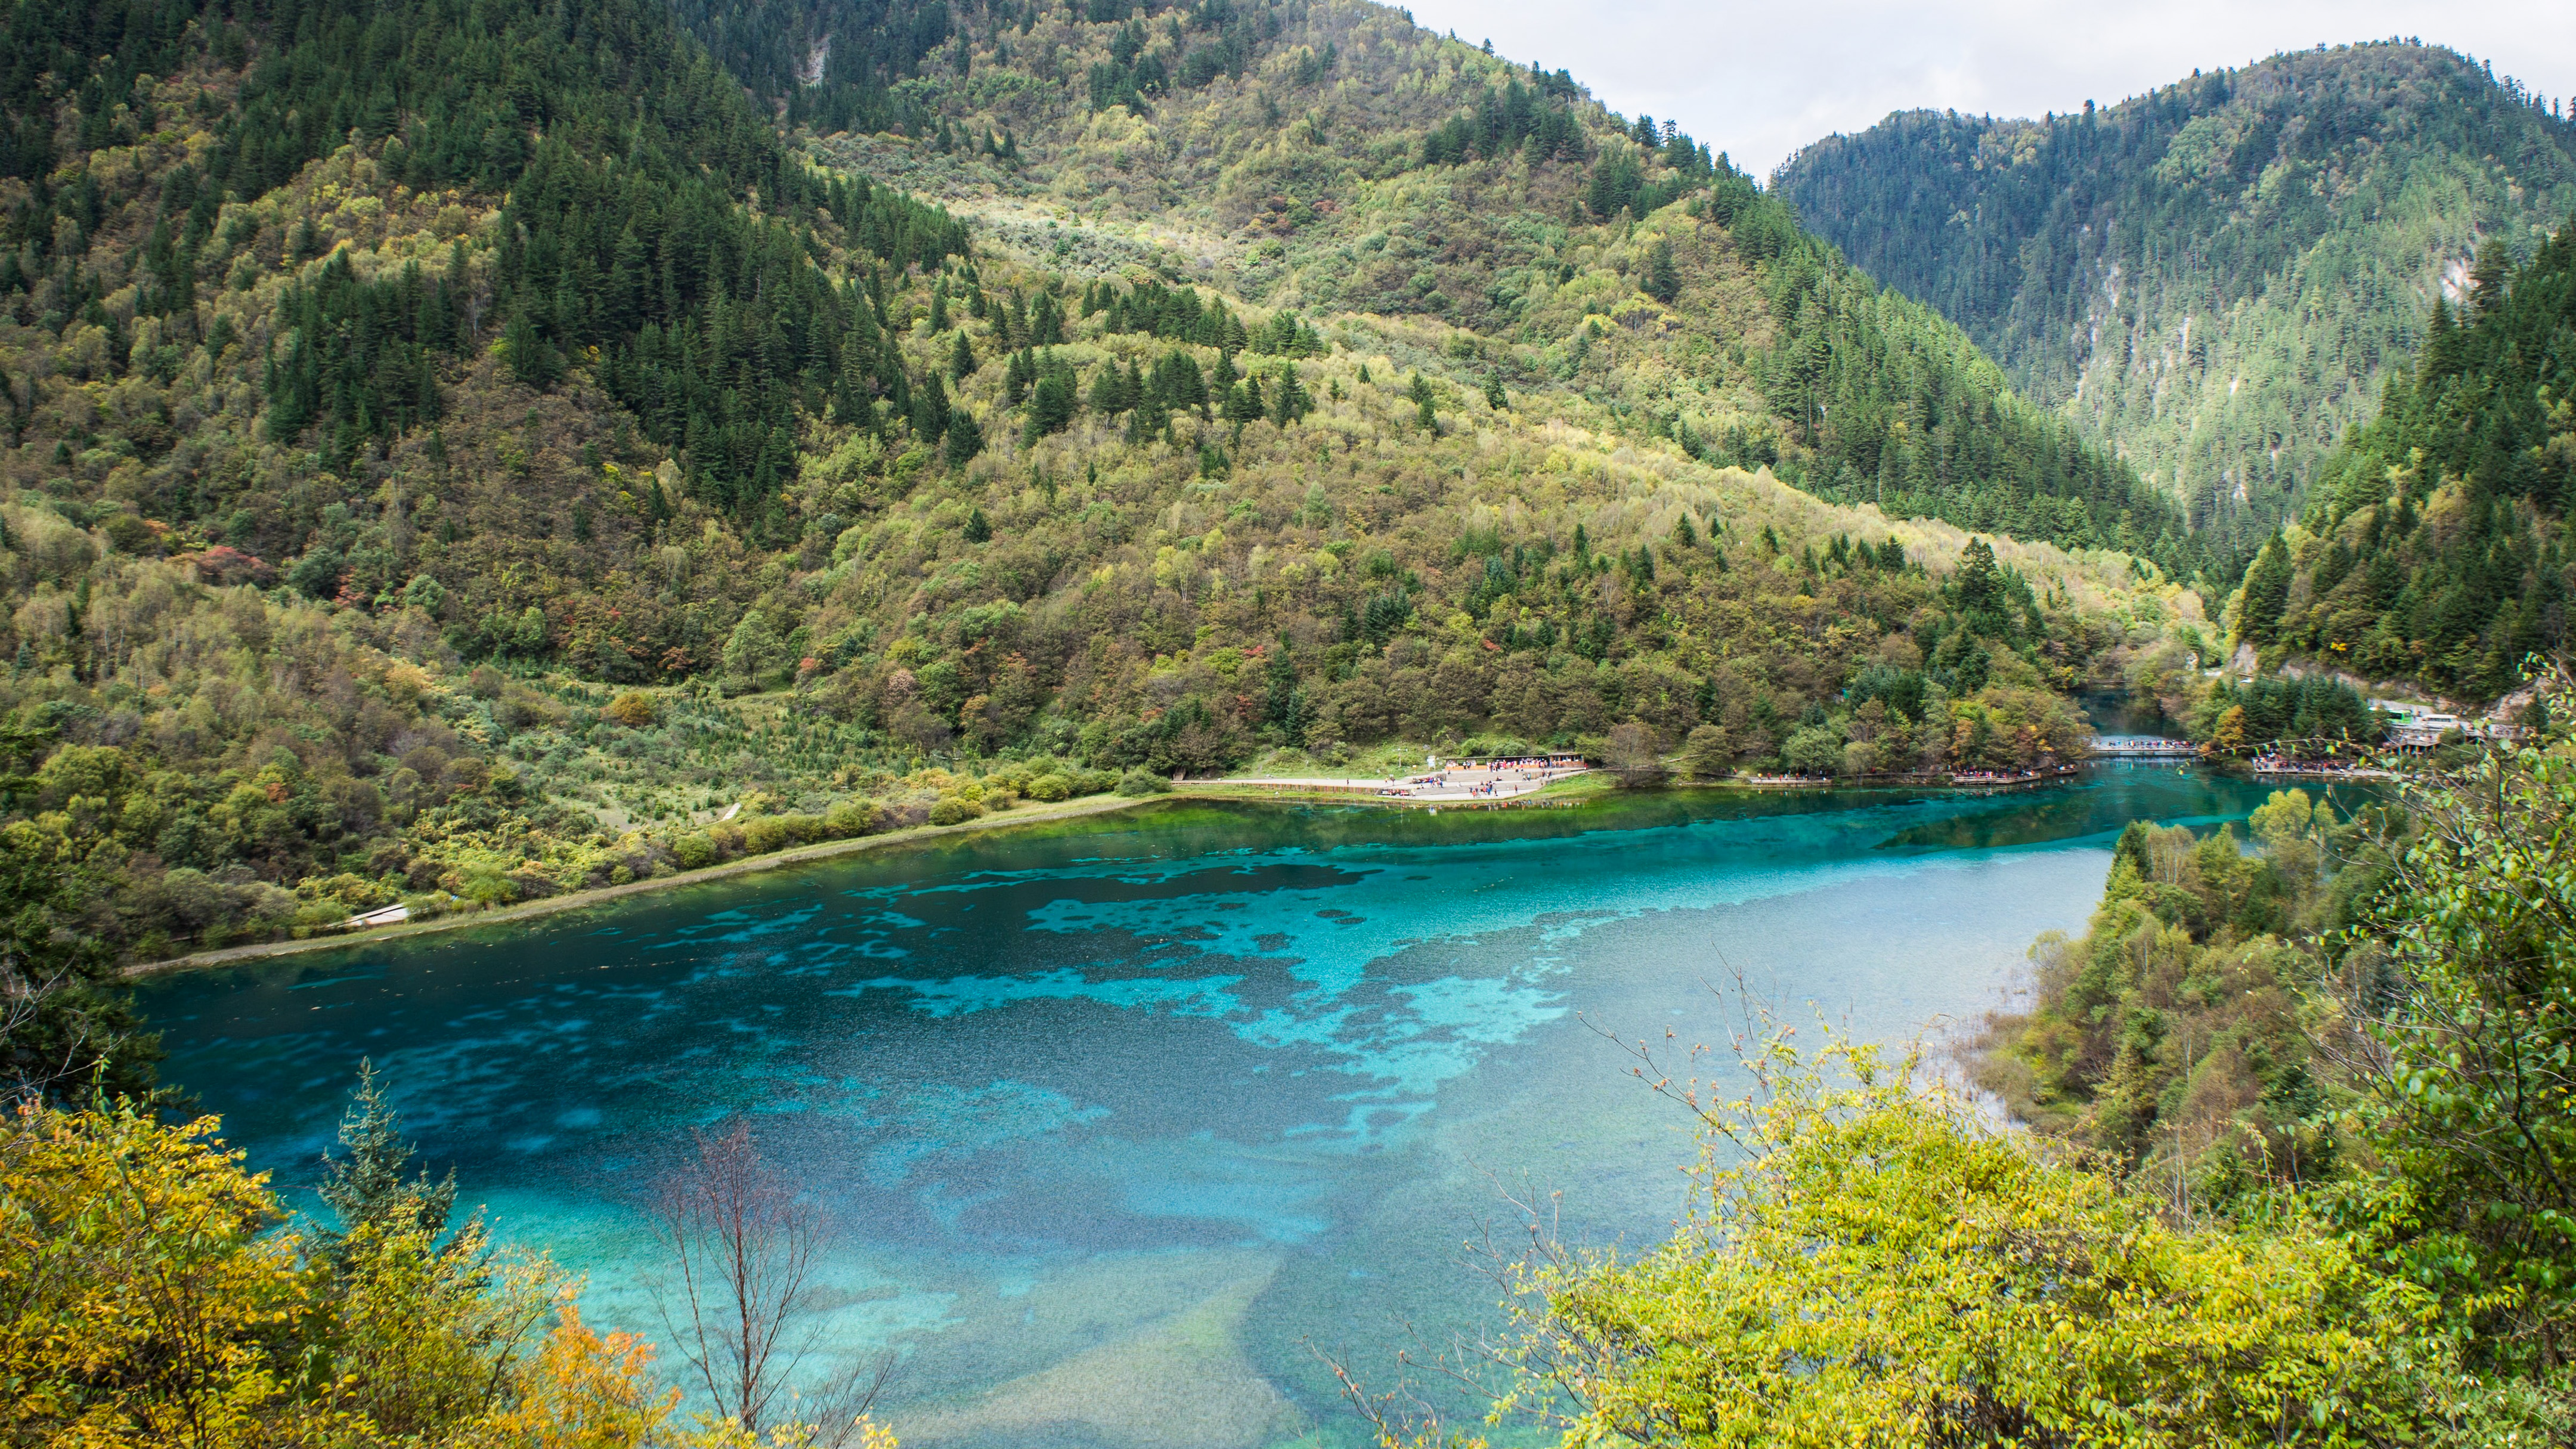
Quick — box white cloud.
[1395,0,2576,177]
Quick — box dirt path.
[1217,765,1590,801]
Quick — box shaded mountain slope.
[1773,41,2576,554]
[2227,218,2574,703]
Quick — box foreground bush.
[1483,1033,2524,1448]
[1116,768,1173,797]
[0,1095,897,1448]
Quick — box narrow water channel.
[138,764,2306,1449]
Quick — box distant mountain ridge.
[1772,41,2576,556]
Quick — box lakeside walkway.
[1220,760,1590,801]
[2088,735,2200,757]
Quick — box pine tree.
[2469,239,2513,315]
[1267,364,1311,425]
[949,330,976,380]
[1644,236,1680,304]
[943,407,983,468]
[1087,365,1123,414]
[1026,363,1075,438]
[503,310,560,388]
[317,1059,457,1248]
[2236,534,2294,645]
[1223,374,1264,423]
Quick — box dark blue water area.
[137,764,2306,1448]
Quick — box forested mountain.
[0,0,2213,964]
[12,0,2576,1440]
[2230,218,2574,702]
[794,0,2206,571]
[1773,42,2576,558]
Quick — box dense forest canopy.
[1773,41,2576,558]
[0,0,2225,967]
[2231,219,2576,701]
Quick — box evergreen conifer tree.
[317,1059,457,1248]
[2469,239,2513,315]
[1025,362,1075,438]
[1267,364,1309,425]
[943,407,983,469]
[1644,236,1680,304]
[2237,535,2293,645]
[1223,374,1264,424]
[1088,365,1125,414]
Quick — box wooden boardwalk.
[2087,736,2200,758]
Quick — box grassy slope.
[814,1,2206,568]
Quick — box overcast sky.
[1395,0,2576,178]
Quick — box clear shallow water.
[141,765,2293,1449]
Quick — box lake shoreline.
[126,776,1635,979]
[124,791,1160,979]
[125,758,2225,979]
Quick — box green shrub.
[1026,773,1072,802]
[1079,769,1123,795]
[1681,723,1735,781]
[1784,724,1846,775]
[928,797,984,826]
[671,834,716,869]
[101,513,158,554]
[456,868,517,906]
[494,688,563,730]
[1116,768,1172,797]
[742,817,787,854]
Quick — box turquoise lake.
[138,764,2299,1449]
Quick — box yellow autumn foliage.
[0,1098,899,1449]
[1497,1033,2491,1448]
